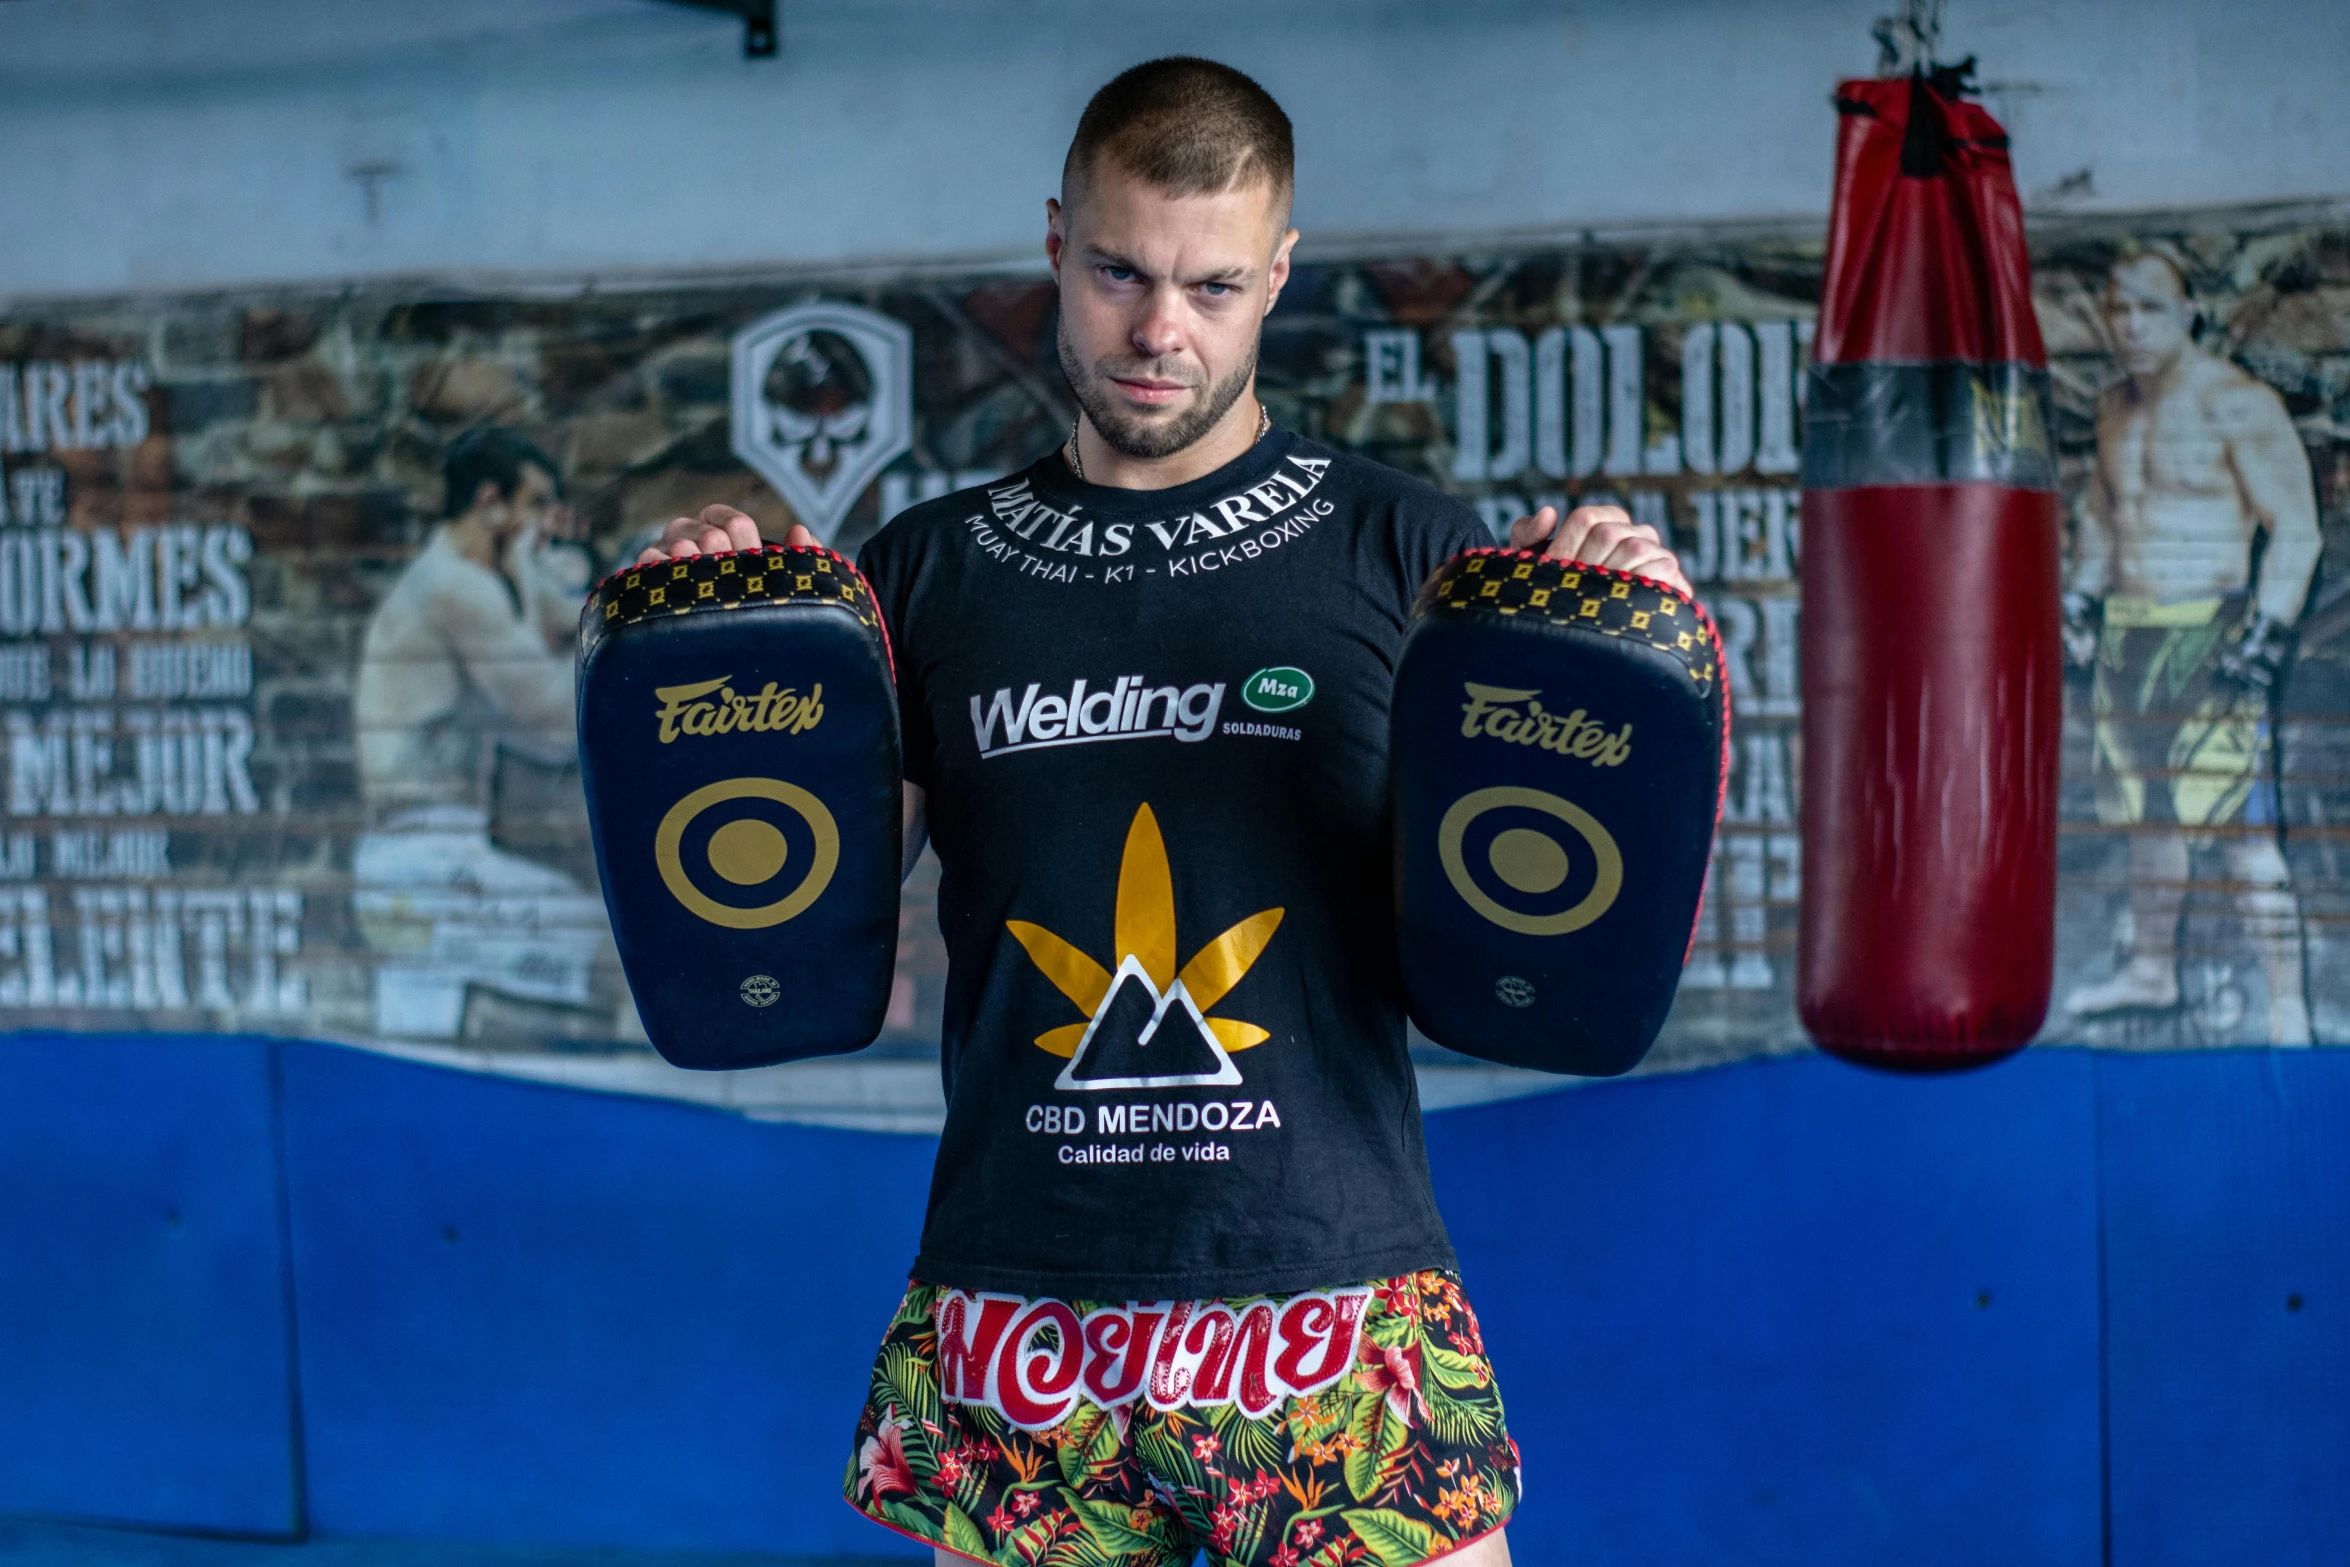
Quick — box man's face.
[479,462,564,542]
[1047,157,1297,460]
[2103,259,2194,378]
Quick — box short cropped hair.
[442,427,559,519]
[1062,57,1294,220]
[2107,243,2192,303]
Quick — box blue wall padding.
[1426,1050,2105,1567]
[2098,1050,2350,1565]
[276,1043,933,1556]
[8,1037,2347,1560]
[0,1033,299,1537]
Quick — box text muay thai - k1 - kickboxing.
[859,429,1487,1301]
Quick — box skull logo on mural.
[730,301,912,543]
[762,329,874,484]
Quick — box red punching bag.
[1798,71,2061,1070]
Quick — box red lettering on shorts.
[996,1300,1084,1429]
[1081,1305,1162,1406]
[1148,1300,1199,1408]
[1184,1306,1240,1402]
[1181,1301,1282,1418]
[937,1287,1370,1423]
[1272,1290,1370,1394]
[935,1291,1020,1404]
[1228,1301,1280,1418]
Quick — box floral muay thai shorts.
[845,1270,1520,1567]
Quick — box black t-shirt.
[859,428,1488,1300]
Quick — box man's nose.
[1131,286,1186,360]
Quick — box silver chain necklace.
[1065,401,1270,482]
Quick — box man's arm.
[2220,381,2322,625]
[2062,457,2116,666]
[902,783,929,881]
[435,568,579,764]
[511,526,591,652]
[2069,460,2116,598]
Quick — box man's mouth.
[1107,375,1193,408]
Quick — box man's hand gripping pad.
[577,547,900,1069]
[1392,551,1728,1075]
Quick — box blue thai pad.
[577,547,901,1069]
[1392,550,1727,1075]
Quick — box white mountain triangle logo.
[1006,803,1284,1092]
[1057,954,1240,1089]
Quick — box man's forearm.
[514,537,588,651]
[2231,395,2321,624]
[2067,498,2113,598]
[2254,522,2321,624]
[902,782,929,881]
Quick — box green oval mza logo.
[1242,666,1314,714]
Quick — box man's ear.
[472,478,504,515]
[1263,226,1300,317]
[1045,197,1066,279]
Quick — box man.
[2063,251,2321,1045]
[645,60,1684,1567]
[353,427,608,1039]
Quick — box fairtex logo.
[970,676,1224,758]
[653,676,823,742]
[1241,666,1313,714]
[1459,682,1632,766]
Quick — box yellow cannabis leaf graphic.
[1006,803,1283,1059]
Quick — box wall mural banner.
[0,212,2343,1081]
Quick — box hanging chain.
[1872,0,1944,76]
[1065,402,1269,482]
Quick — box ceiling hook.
[1872,0,1944,77]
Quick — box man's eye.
[1103,266,1135,283]
[1199,283,1235,297]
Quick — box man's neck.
[1072,389,1266,491]
[2127,347,2191,400]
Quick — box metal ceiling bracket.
[650,0,778,59]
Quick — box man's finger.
[1599,541,1692,595]
[1507,506,1559,551]
[1567,516,1653,566]
[1594,530,1663,564]
[697,505,764,554]
[1542,513,1598,561]
[1589,528,1657,568]
[1545,503,1629,561]
[638,510,808,567]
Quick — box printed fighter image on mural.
[0,214,2341,1069]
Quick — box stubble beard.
[1058,321,1259,462]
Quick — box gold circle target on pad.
[1436,788,1624,937]
[654,777,840,929]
